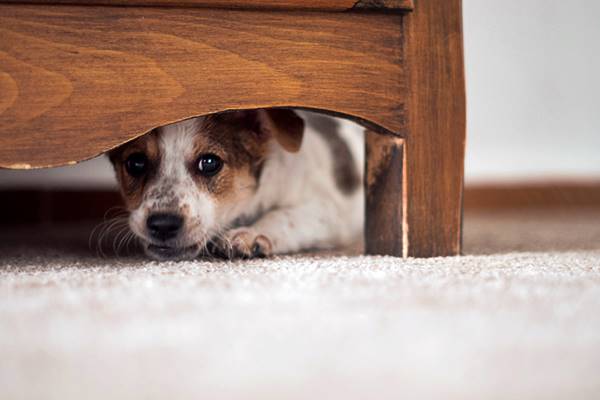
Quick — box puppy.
[109,109,364,260]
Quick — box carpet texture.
[1,210,600,399]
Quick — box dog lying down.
[109,109,364,260]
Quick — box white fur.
[235,113,365,253]
[130,118,216,249]
[133,111,364,257]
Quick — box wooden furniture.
[0,0,466,258]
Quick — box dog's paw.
[211,228,273,259]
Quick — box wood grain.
[0,5,406,169]
[0,0,414,11]
[365,132,407,257]
[402,0,467,257]
[465,182,600,210]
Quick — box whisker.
[112,224,130,256]
[124,231,139,256]
[90,216,129,259]
[205,225,235,259]
[102,206,128,220]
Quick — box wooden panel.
[365,133,407,257]
[0,0,414,11]
[465,182,600,210]
[402,0,467,257]
[0,5,406,169]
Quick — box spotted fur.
[109,109,364,260]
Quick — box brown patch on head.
[108,130,160,210]
[188,113,267,202]
[109,109,305,217]
[310,114,361,195]
[192,109,305,198]
[205,109,304,154]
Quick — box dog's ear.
[107,143,131,172]
[225,109,305,153]
[256,109,305,153]
[107,148,120,165]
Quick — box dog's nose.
[147,213,183,241]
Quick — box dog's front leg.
[218,201,352,258]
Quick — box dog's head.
[109,109,304,260]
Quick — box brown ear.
[107,147,121,165]
[257,109,305,153]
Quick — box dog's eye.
[197,154,223,177]
[125,152,148,177]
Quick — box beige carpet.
[1,209,600,399]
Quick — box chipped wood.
[365,132,407,257]
[353,0,413,10]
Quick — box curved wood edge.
[0,0,414,11]
[0,6,406,169]
[0,107,400,170]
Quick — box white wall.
[0,156,116,189]
[464,0,600,182]
[1,0,599,188]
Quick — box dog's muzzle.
[147,213,183,241]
